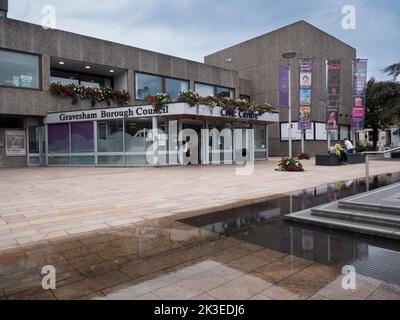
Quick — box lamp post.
[282,51,297,158]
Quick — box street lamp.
[282,51,297,158]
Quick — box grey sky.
[7,0,400,81]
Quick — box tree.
[365,78,400,150]
[384,62,400,81]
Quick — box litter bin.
[384,147,391,159]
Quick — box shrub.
[276,156,304,172]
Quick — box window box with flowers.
[49,83,131,107]
[147,90,279,115]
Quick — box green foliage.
[356,142,375,153]
[384,62,400,81]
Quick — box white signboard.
[44,103,280,124]
[5,130,26,156]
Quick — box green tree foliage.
[365,78,400,150]
[384,62,400,81]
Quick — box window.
[195,83,235,98]
[239,95,251,102]
[165,78,189,100]
[254,125,266,149]
[340,125,350,141]
[97,120,124,152]
[50,69,113,88]
[48,124,70,153]
[135,73,162,100]
[125,118,152,153]
[280,122,302,141]
[195,83,214,97]
[71,122,94,153]
[0,49,40,89]
[315,123,327,141]
[216,87,234,98]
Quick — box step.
[311,205,400,228]
[285,209,400,240]
[338,201,400,216]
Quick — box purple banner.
[298,58,313,130]
[326,60,341,130]
[351,59,368,130]
[279,65,289,108]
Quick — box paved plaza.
[1,159,400,250]
[0,213,400,300]
[1,158,400,300]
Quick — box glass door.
[27,124,44,166]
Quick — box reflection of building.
[0,1,357,167]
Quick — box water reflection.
[182,172,400,284]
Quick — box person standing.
[344,139,355,154]
[182,137,192,165]
[334,140,348,165]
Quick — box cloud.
[7,0,400,81]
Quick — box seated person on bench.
[344,139,355,154]
[334,140,348,165]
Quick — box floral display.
[49,83,131,107]
[276,156,304,172]
[50,83,278,115]
[297,152,311,160]
[148,93,173,111]
[176,91,278,114]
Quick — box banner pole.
[288,63,292,158]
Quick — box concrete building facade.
[205,20,357,156]
[0,1,357,167]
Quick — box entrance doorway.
[181,119,203,164]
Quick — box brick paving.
[0,158,400,250]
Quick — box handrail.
[362,146,400,155]
[362,146,400,191]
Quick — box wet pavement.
[1,159,400,251]
[1,172,400,300]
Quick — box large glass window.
[135,73,162,100]
[71,122,94,153]
[195,83,214,97]
[125,118,152,153]
[50,69,113,88]
[48,124,70,153]
[165,78,189,100]
[0,49,40,89]
[97,120,124,152]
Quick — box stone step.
[338,200,400,216]
[311,205,400,228]
[285,209,400,240]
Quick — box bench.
[316,153,366,166]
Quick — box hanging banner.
[326,60,341,130]
[351,59,368,130]
[278,65,289,108]
[298,58,313,130]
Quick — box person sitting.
[334,141,348,165]
[328,146,336,155]
[344,139,355,154]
